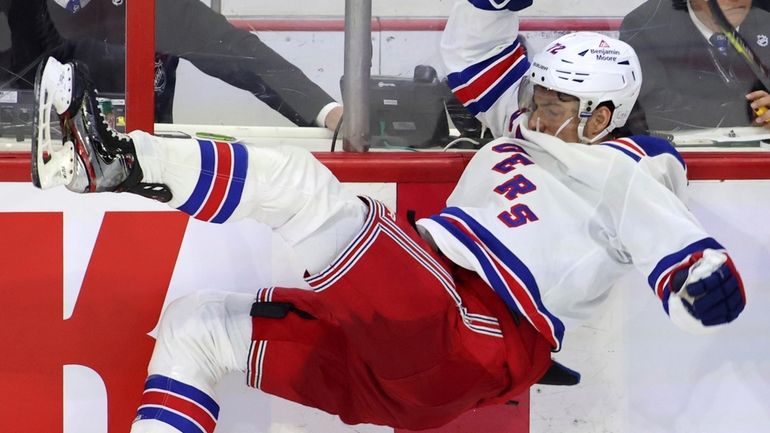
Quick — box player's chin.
[724,8,749,26]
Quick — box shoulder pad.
[600,135,686,169]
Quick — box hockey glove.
[670,249,745,329]
[468,0,533,12]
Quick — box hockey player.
[31,1,745,431]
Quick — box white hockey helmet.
[524,32,642,141]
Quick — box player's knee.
[157,291,228,343]
[283,145,323,172]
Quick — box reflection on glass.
[152,0,341,129]
[0,0,127,144]
[1,1,769,150]
[620,0,770,146]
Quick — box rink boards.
[0,152,769,433]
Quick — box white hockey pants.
[129,131,367,274]
[125,132,369,432]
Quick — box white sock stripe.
[246,340,268,390]
[137,404,208,433]
[256,340,267,389]
[310,228,382,292]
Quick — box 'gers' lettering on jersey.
[492,152,534,174]
[136,375,220,433]
[447,39,529,116]
[498,203,540,228]
[430,208,565,351]
[490,142,539,228]
[177,139,249,223]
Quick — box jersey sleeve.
[608,156,744,332]
[441,1,530,137]
[599,135,689,201]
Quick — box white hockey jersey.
[416,131,720,351]
[417,1,736,350]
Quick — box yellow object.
[756,106,768,117]
[196,132,238,142]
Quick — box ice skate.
[31,57,171,201]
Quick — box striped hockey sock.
[134,375,220,433]
[177,139,248,224]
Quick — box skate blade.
[31,58,75,189]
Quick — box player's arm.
[611,158,746,333]
[441,0,533,137]
[610,135,690,201]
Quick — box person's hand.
[746,90,770,129]
[324,106,343,131]
[670,249,745,327]
[467,0,533,11]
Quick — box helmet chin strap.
[533,115,611,144]
[553,116,573,139]
[530,115,572,137]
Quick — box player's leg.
[130,291,254,433]
[32,57,366,273]
[129,131,366,273]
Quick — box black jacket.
[0,0,336,125]
[620,0,770,133]
[0,0,65,90]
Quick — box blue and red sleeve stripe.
[447,39,529,116]
[602,136,686,169]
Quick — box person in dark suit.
[0,0,342,128]
[620,0,770,133]
[0,0,65,92]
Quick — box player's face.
[527,86,581,142]
[691,0,752,29]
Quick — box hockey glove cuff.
[668,249,745,334]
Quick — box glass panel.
[2,1,770,152]
[0,0,128,150]
[152,0,769,151]
[154,0,345,133]
[619,0,770,149]
[47,0,129,131]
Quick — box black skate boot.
[31,57,171,202]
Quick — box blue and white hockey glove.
[468,0,533,11]
[668,249,745,333]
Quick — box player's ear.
[587,105,612,138]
